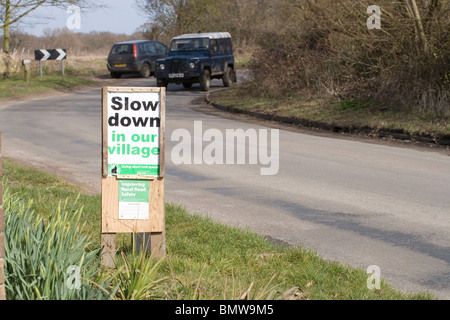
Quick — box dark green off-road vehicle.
[155,32,236,91]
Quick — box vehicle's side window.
[225,39,232,54]
[217,39,225,55]
[144,43,157,54]
[210,39,218,55]
[155,43,168,55]
[138,44,146,54]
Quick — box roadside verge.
[206,91,450,148]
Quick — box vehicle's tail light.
[133,44,137,58]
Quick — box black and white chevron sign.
[34,49,67,61]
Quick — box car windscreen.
[110,44,133,54]
[170,38,210,52]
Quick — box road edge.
[205,92,450,149]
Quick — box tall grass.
[103,240,167,300]
[2,182,112,300]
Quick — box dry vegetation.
[0,51,20,74]
[0,28,147,75]
[249,0,450,116]
[3,28,145,57]
[1,0,449,116]
[136,0,449,115]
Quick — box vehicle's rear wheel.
[110,72,121,79]
[140,63,151,78]
[222,66,233,87]
[200,69,211,91]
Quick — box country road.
[1,76,449,299]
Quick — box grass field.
[0,75,95,99]
[1,159,435,300]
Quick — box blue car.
[155,32,237,91]
[107,40,169,78]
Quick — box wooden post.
[133,233,151,253]
[150,231,166,258]
[101,234,116,268]
[22,60,31,82]
[0,133,6,300]
[134,231,166,258]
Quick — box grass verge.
[0,55,109,100]
[1,159,435,300]
[209,84,450,141]
[0,75,95,99]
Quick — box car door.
[146,43,158,59]
[143,42,159,70]
[155,42,169,60]
[210,39,223,75]
[138,42,151,66]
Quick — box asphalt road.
[1,76,449,299]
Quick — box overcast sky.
[18,0,149,36]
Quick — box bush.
[0,51,20,75]
[249,0,450,115]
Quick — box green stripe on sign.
[108,164,159,176]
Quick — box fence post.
[22,59,31,82]
[0,133,6,300]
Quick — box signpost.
[101,87,166,267]
[34,48,67,77]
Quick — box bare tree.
[404,0,430,56]
[135,0,271,45]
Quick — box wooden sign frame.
[101,177,164,233]
[101,86,166,247]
